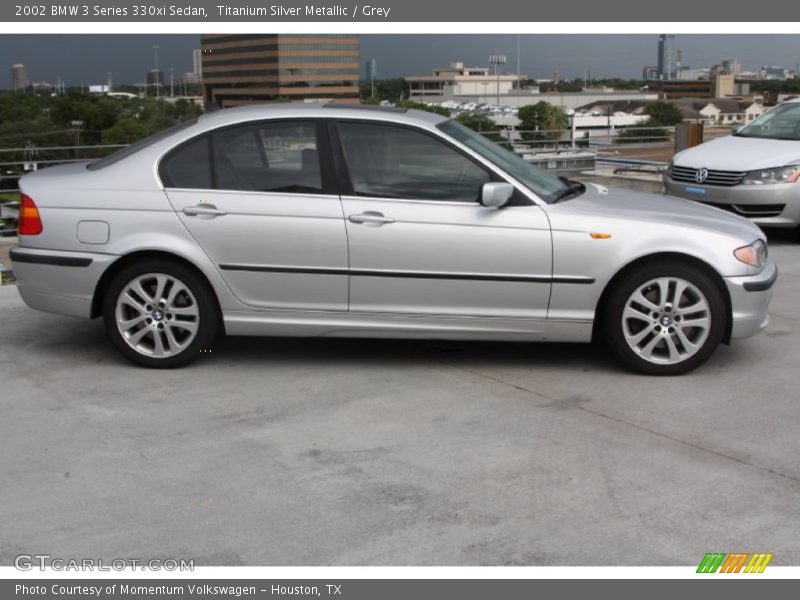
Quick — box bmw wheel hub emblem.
[695,168,709,184]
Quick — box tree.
[517,101,568,141]
[455,112,505,143]
[101,118,150,145]
[643,101,683,126]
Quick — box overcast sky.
[3,34,800,88]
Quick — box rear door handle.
[183,204,227,218]
[348,212,395,226]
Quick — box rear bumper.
[664,176,800,227]
[724,260,778,339]
[10,246,117,318]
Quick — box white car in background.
[665,98,800,231]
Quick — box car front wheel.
[102,260,218,368]
[603,262,727,375]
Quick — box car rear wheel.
[603,262,727,375]
[102,260,218,368]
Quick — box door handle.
[183,204,227,217]
[348,212,395,226]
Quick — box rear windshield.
[86,118,199,171]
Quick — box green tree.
[455,112,505,143]
[643,101,683,126]
[101,118,150,145]
[517,101,569,141]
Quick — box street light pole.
[153,45,160,99]
[489,54,507,107]
[170,67,174,97]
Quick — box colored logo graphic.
[697,552,773,573]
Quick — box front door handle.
[348,211,395,226]
[183,204,227,218]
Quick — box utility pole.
[170,67,174,97]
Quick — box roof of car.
[196,103,450,129]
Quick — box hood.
[673,134,800,171]
[561,183,764,242]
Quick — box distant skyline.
[3,34,800,88]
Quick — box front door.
[334,120,552,319]
[162,119,348,311]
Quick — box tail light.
[18,194,43,235]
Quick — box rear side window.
[160,136,212,189]
[337,121,490,202]
[211,121,322,194]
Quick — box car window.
[337,122,490,202]
[160,135,212,189]
[212,121,322,194]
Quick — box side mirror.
[480,182,514,208]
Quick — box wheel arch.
[592,251,733,344]
[90,249,223,324]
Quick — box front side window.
[437,120,567,204]
[337,122,490,202]
[212,121,322,193]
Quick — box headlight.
[742,166,800,185]
[734,239,768,268]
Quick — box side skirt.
[222,309,593,343]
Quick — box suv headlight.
[743,166,800,185]
[734,239,768,268]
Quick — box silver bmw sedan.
[10,104,776,374]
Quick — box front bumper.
[664,175,800,227]
[10,246,117,318]
[724,260,778,339]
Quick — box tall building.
[722,57,742,76]
[657,34,675,79]
[11,63,28,91]
[201,34,360,107]
[192,49,203,78]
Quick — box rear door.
[162,119,348,311]
[332,120,553,319]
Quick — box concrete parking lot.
[0,229,798,566]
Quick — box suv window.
[337,122,490,202]
[212,121,322,194]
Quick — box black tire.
[602,261,727,376]
[102,259,219,368]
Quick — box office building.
[722,58,742,76]
[406,62,525,100]
[201,34,360,107]
[192,48,203,78]
[11,63,28,91]
[657,34,675,79]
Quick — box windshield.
[736,102,800,140]
[437,120,567,203]
[87,118,199,171]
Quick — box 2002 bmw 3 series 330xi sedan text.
[11,104,777,374]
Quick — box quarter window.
[160,135,212,189]
[337,122,490,202]
[211,122,323,194]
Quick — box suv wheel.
[102,260,218,368]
